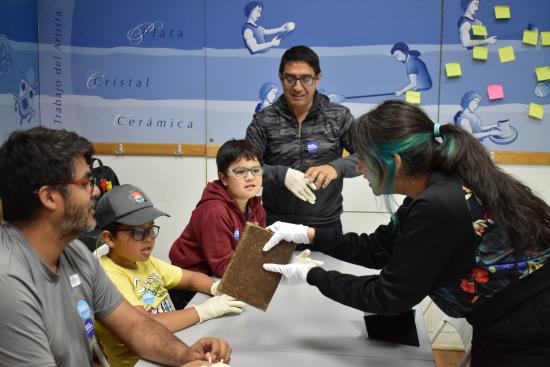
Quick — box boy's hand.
[192,295,246,323]
[210,281,222,296]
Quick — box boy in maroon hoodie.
[169,139,266,283]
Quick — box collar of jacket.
[274,91,327,122]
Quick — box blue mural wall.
[0,0,40,140]
[0,0,548,152]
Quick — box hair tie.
[433,123,441,137]
[433,123,443,144]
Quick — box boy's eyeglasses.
[118,225,160,241]
[227,166,263,178]
[281,74,316,86]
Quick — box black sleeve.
[312,200,412,269]
[245,115,288,187]
[307,196,461,315]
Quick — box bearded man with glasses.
[0,127,231,366]
[246,45,359,240]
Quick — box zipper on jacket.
[298,121,304,169]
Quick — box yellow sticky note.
[498,46,515,63]
[529,103,544,120]
[472,24,488,37]
[445,63,462,77]
[473,46,488,60]
[406,91,421,104]
[494,5,511,19]
[522,30,538,46]
[541,32,550,46]
[535,66,550,81]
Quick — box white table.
[137,253,434,366]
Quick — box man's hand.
[192,295,246,323]
[304,165,337,190]
[284,168,317,204]
[263,263,316,285]
[182,337,231,365]
[263,221,310,251]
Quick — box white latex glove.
[292,249,324,266]
[210,280,222,296]
[192,294,246,323]
[263,221,310,251]
[263,262,316,285]
[284,167,317,204]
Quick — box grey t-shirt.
[0,223,123,366]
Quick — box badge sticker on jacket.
[84,319,94,338]
[76,299,91,319]
[233,228,240,241]
[306,140,319,153]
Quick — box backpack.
[79,158,121,252]
[90,158,120,196]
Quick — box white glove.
[292,249,324,266]
[263,262,316,285]
[284,167,317,204]
[263,221,310,251]
[210,280,222,296]
[192,294,246,323]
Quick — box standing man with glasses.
[0,127,231,366]
[246,45,359,236]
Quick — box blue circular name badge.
[306,140,319,153]
[84,319,94,338]
[233,228,240,241]
[76,300,91,319]
[141,290,155,305]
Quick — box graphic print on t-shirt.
[133,272,175,313]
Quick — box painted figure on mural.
[458,0,497,50]
[453,91,517,144]
[390,42,432,97]
[242,1,295,55]
[13,68,37,125]
[255,82,279,113]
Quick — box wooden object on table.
[218,223,296,311]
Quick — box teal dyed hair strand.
[376,132,432,193]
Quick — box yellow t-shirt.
[95,255,183,367]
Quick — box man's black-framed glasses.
[118,225,160,241]
[281,74,316,86]
[227,166,263,178]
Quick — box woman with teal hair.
[262,100,550,366]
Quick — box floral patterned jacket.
[430,186,550,318]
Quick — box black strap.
[468,262,550,326]
[90,157,104,169]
